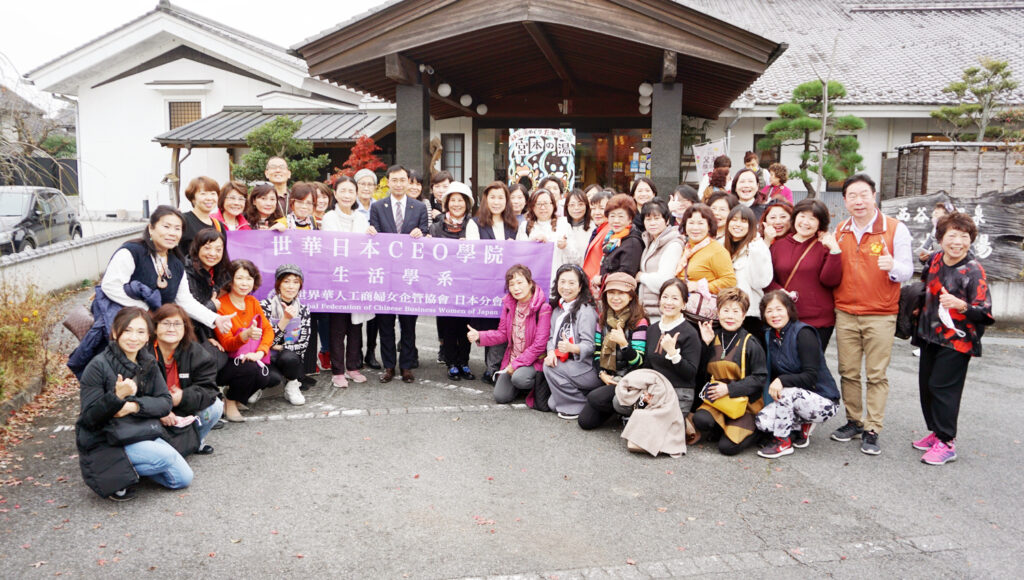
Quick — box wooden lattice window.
[441,133,465,182]
[168,101,202,129]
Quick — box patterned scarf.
[602,225,632,255]
[442,212,466,235]
[676,236,712,278]
[600,309,630,371]
[287,213,317,230]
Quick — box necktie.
[394,200,404,232]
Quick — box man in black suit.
[369,165,430,383]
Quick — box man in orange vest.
[830,174,913,455]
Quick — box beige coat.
[615,368,687,457]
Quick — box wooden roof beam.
[522,21,576,96]
[662,50,677,84]
[385,52,419,85]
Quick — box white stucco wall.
[76,58,281,218]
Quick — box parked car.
[0,186,83,255]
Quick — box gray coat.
[543,303,602,414]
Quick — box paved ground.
[1,308,1023,578]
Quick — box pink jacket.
[478,288,552,371]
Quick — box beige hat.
[603,272,637,293]
[443,181,474,206]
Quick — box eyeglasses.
[158,320,185,328]
[267,164,289,171]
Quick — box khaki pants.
[834,310,897,432]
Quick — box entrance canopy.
[294,0,786,121]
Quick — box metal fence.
[0,157,79,195]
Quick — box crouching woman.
[755,290,840,458]
[468,264,552,405]
[151,304,223,455]
[76,307,192,501]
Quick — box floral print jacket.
[913,252,994,356]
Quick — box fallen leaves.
[30,561,46,568]
[626,558,636,565]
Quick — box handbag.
[684,291,718,323]
[699,334,752,419]
[682,261,717,323]
[104,415,164,446]
[63,303,94,341]
[700,382,747,419]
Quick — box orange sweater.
[215,294,274,354]
[680,240,737,294]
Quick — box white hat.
[443,181,474,207]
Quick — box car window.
[34,197,52,216]
[43,191,67,211]
[0,192,31,216]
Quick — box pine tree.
[757,80,865,198]
[931,58,1021,142]
[232,116,330,183]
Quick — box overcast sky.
[1,0,389,111]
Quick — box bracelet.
[829,249,841,255]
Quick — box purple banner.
[226,230,553,317]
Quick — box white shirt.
[321,209,369,233]
[101,249,217,327]
[465,218,508,241]
[731,237,774,317]
[849,210,914,284]
[553,217,593,266]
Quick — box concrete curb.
[0,374,46,426]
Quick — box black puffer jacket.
[76,344,173,498]
[153,341,218,456]
[154,341,219,415]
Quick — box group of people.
[72,154,993,502]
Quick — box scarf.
[583,222,611,280]
[287,214,317,230]
[265,292,302,325]
[442,212,466,235]
[600,309,630,371]
[602,225,632,255]
[676,236,712,278]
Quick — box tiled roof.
[679,0,1024,106]
[153,107,393,146]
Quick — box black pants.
[269,349,303,382]
[692,409,757,456]
[329,313,363,374]
[815,325,834,353]
[218,359,278,402]
[438,316,471,367]
[377,314,417,370]
[578,384,619,430]
[919,342,971,443]
[364,318,378,360]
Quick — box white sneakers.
[284,379,306,405]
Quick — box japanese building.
[292,0,786,195]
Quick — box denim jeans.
[123,438,193,489]
[197,398,224,445]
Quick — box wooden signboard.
[881,188,1024,281]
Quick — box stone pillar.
[651,83,683,197]
[395,82,430,173]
